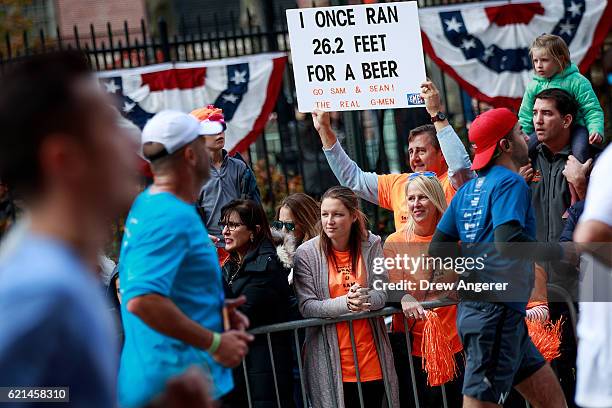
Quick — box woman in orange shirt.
[293,186,400,408]
[383,173,464,407]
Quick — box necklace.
[227,258,243,287]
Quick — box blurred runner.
[0,51,138,407]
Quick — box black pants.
[389,332,464,407]
[343,380,385,408]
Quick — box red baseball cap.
[469,108,518,170]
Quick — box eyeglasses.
[219,220,245,231]
[408,171,437,180]
[272,221,295,232]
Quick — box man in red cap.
[430,108,571,407]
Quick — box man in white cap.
[117,110,253,408]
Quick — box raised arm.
[420,80,475,189]
[312,110,379,204]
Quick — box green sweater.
[518,63,605,140]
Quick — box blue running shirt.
[437,166,536,313]
[118,189,231,407]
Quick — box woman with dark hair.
[293,186,399,408]
[218,199,295,408]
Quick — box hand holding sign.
[420,80,442,117]
[311,109,331,133]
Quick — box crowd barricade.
[243,287,578,408]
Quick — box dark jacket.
[221,238,295,408]
[559,201,585,243]
[528,140,596,299]
[529,143,572,244]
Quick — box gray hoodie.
[197,150,261,239]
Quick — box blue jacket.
[559,200,585,243]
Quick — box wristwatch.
[431,111,447,123]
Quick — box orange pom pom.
[421,310,458,386]
[526,317,563,362]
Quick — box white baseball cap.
[141,110,207,160]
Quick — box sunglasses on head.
[272,221,295,232]
[408,171,437,180]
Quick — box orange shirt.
[378,172,456,231]
[383,230,463,357]
[328,249,383,382]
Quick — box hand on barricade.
[223,295,250,331]
[401,294,426,320]
[347,283,371,312]
[213,330,254,368]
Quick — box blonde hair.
[403,175,447,238]
[530,34,571,72]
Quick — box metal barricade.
[247,299,456,408]
[242,291,578,408]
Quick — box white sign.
[286,2,426,112]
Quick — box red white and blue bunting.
[98,53,286,153]
[419,0,612,109]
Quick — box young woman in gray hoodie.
[293,186,399,408]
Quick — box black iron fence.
[1,0,610,234]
